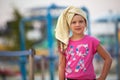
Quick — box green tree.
[7,8,34,50]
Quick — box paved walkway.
[0,74,117,80]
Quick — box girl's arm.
[96,44,112,80]
[58,53,66,80]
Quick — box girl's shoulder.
[85,35,100,43]
[86,35,99,40]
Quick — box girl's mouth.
[75,28,81,30]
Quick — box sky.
[0,0,120,26]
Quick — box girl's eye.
[71,21,76,24]
[79,20,84,23]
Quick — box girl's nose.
[76,22,81,27]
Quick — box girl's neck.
[70,34,85,41]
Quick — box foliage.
[5,8,34,50]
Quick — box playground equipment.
[0,49,35,80]
[0,49,57,80]
[95,13,120,80]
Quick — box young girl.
[55,6,112,80]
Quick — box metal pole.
[29,49,35,80]
[19,20,27,80]
[114,20,120,80]
[46,7,55,80]
[41,56,45,80]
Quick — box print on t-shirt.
[66,44,89,73]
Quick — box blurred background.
[0,0,120,80]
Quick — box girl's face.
[70,14,86,35]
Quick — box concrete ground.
[0,74,117,80]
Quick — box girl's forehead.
[72,14,85,20]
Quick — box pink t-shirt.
[65,35,100,80]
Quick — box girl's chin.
[75,31,83,34]
[75,32,83,35]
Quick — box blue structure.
[0,49,33,80]
[19,16,45,80]
[19,4,90,80]
[95,13,120,80]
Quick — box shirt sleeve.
[92,37,100,55]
